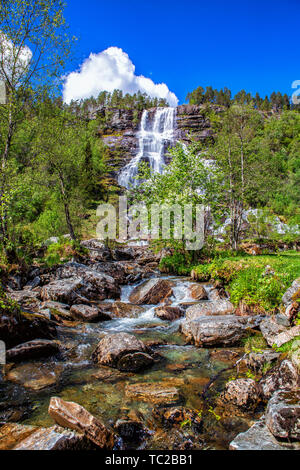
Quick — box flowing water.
[118,107,176,188]
[0,273,256,450]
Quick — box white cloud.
[63,47,178,107]
[0,32,32,82]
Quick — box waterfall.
[118,107,176,188]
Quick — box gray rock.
[266,390,300,440]
[185,299,235,319]
[181,315,250,347]
[13,425,94,450]
[259,359,300,401]
[282,278,300,306]
[260,317,288,347]
[220,379,260,410]
[246,350,281,373]
[6,339,60,363]
[70,304,109,322]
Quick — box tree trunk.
[58,172,76,241]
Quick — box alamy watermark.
[0,341,6,365]
[96,196,204,250]
[292,80,300,105]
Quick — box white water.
[118,107,176,188]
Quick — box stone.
[114,419,148,442]
[259,360,300,401]
[6,363,63,391]
[129,278,173,305]
[245,350,281,373]
[6,339,60,363]
[189,284,208,300]
[219,379,260,410]
[181,315,250,347]
[41,278,85,304]
[70,304,108,322]
[48,397,114,449]
[272,326,300,348]
[9,290,41,310]
[156,407,202,431]
[109,301,144,318]
[54,262,120,300]
[13,425,93,450]
[0,423,39,450]
[41,301,72,321]
[229,417,296,450]
[185,300,235,319]
[282,278,300,306]
[260,317,288,346]
[155,306,184,321]
[92,262,127,284]
[125,382,181,405]
[92,332,153,372]
[80,239,111,261]
[265,390,300,440]
[0,311,57,349]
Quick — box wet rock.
[259,359,300,401]
[0,311,57,349]
[229,416,297,450]
[189,284,208,300]
[265,390,300,440]
[125,382,181,405]
[70,304,109,322]
[41,278,85,304]
[181,315,249,347]
[155,407,202,431]
[186,300,235,319]
[6,339,60,363]
[260,317,288,346]
[9,290,41,310]
[155,306,184,321]
[245,350,281,373]
[129,278,173,305]
[13,425,94,450]
[114,418,148,443]
[48,397,115,449]
[282,278,300,306]
[6,362,63,391]
[92,333,154,372]
[54,262,120,300]
[219,379,260,410]
[110,302,144,318]
[148,428,203,450]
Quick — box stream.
[0,272,258,450]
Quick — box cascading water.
[118,107,176,188]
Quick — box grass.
[160,251,300,313]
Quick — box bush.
[43,239,88,267]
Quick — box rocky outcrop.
[260,317,289,347]
[175,105,218,145]
[282,278,300,306]
[129,278,173,305]
[48,397,115,449]
[155,306,184,321]
[265,390,300,440]
[92,333,154,372]
[6,339,60,363]
[181,315,250,347]
[219,379,260,410]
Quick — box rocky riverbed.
[0,241,299,450]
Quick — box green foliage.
[243,334,267,353]
[0,285,21,317]
[43,239,88,267]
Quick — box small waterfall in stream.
[118,107,176,188]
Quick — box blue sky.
[64,0,299,104]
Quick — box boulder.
[92,262,127,284]
[6,363,63,391]
[80,239,111,261]
[282,278,300,306]
[272,325,300,348]
[112,247,136,261]
[229,417,296,450]
[9,290,41,310]
[181,315,250,347]
[109,302,144,318]
[245,350,281,373]
[13,425,93,450]
[189,284,208,300]
[219,379,260,410]
[41,301,71,321]
[6,339,60,363]
[156,407,202,431]
[114,419,148,443]
[92,333,154,372]
[48,397,114,449]
[265,390,300,440]
[155,306,184,321]
[185,300,235,319]
[129,278,173,305]
[54,262,120,300]
[70,304,109,322]
[0,311,57,349]
[259,359,300,401]
[260,317,289,347]
[125,382,181,405]
[41,278,85,304]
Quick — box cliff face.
[91,104,222,184]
